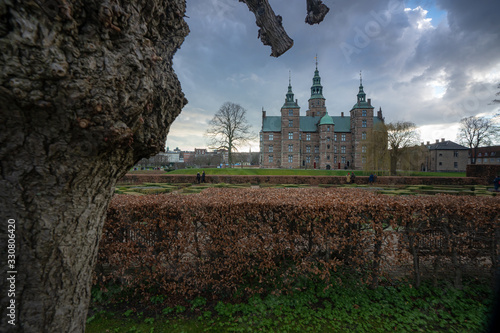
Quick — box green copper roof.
[319,114,334,125]
[262,116,281,132]
[300,116,322,132]
[352,101,374,109]
[331,116,351,132]
[262,115,383,133]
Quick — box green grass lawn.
[161,168,466,177]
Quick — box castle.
[259,65,385,170]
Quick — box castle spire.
[310,59,324,99]
[283,71,299,108]
[357,70,366,103]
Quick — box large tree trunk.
[0,1,188,332]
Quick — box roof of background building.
[427,140,469,150]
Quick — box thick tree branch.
[305,0,330,25]
[239,0,293,57]
[239,0,329,56]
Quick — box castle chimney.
[262,109,266,118]
[436,139,439,143]
[441,138,445,142]
[341,112,344,117]
[427,141,430,145]
[368,98,371,106]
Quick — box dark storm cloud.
[169,0,499,150]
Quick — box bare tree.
[386,122,420,176]
[0,1,328,332]
[206,102,255,166]
[457,116,499,164]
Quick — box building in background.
[260,65,384,170]
[470,146,500,165]
[420,139,469,172]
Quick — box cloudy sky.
[167,0,500,152]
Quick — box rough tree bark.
[0,0,328,332]
[0,1,189,331]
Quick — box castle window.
[362,110,367,117]
[341,134,346,142]
[288,155,293,163]
[454,162,458,168]
[334,156,337,163]
[334,146,337,153]
[269,134,273,141]
[334,134,337,142]
[327,126,330,132]
[269,155,273,163]
[327,137,330,142]
[362,132,367,140]
[306,145,311,153]
[315,146,319,153]
[288,132,293,140]
[362,157,366,164]
[341,146,346,153]
[288,109,293,116]
[362,146,366,153]
[341,156,346,164]
[288,119,293,127]
[327,144,330,149]
[306,156,311,163]
[269,145,273,153]
[327,155,330,160]
[315,156,319,162]
[288,144,293,152]
[454,151,459,157]
[306,133,311,141]
[362,120,367,128]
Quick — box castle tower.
[306,58,327,117]
[318,113,335,169]
[350,72,374,169]
[281,72,301,168]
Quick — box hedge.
[119,174,488,185]
[94,188,500,307]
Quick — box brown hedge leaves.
[95,188,500,306]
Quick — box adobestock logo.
[340,0,404,64]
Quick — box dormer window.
[288,109,293,116]
[362,110,367,117]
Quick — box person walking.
[201,170,206,183]
[346,172,351,184]
[196,172,201,184]
[368,173,374,185]
[351,172,356,184]
[494,175,500,192]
